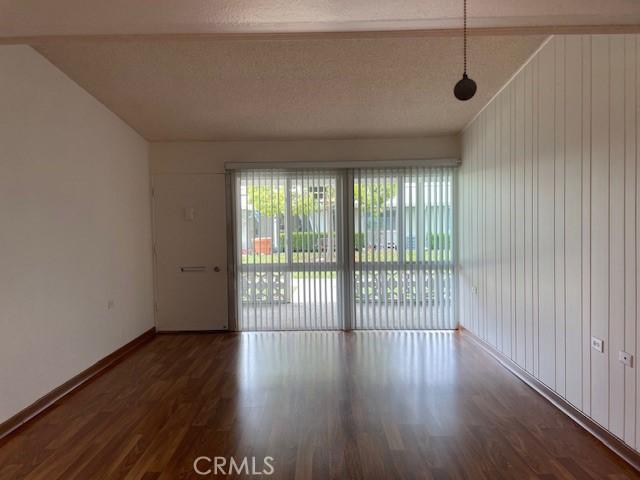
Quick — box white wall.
[0,45,154,423]
[149,136,459,331]
[150,136,460,174]
[459,34,640,451]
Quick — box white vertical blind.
[235,170,342,330]
[352,168,454,329]
[233,167,455,331]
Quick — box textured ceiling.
[15,1,626,141]
[34,35,545,141]
[1,1,639,37]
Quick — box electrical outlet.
[620,351,633,367]
[107,299,115,310]
[472,286,478,295]
[591,337,604,353]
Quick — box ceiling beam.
[2,24,640,46]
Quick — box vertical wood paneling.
[478,115,489,340]
[515,73,526,367]
[590,34,610,427]
[623,34,637,448]
[532,55,540,377]
[609,34,626,438]
[555,37,567,397]
[501,89,513,358]
[582,35,593,417]
[511,83,518,358]
[634,35,640,450]
[496,94,504,353]
[564,35,583,409]
[524,63,534,374]
[486,102,498,347]
[473,122,481,336]
[538,41,556,388]
[460,135,468,335]
[459,34,640,452]
[636,34,640,452]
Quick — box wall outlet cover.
[620,351,633,367]
[591,337,604,353]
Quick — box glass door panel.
[352,168,454,329]
[233,167,455,331]
[235,170,343,330]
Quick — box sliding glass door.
[352,168,454,329]
[232,167,454,331]
[234,170,344,330]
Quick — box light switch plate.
[591,337,604,353]
[620,351,633,367]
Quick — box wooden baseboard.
[156,330,231,334]
[0,327,156,441]
[459,327,640,472]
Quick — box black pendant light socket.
[454,73,477,101]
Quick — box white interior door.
[153,174,228,331]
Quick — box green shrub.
[426,233,451,249]
[278,232,327,252]
[276,232,366,252]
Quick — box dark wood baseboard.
[0,327,156,441]
[459,327,640,472]
[156,330,231,334]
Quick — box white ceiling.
[34,35,545,141]
[6,1,638,141]
[1,0,639,37]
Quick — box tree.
[246,184,335,217]
[246,182,397,218]
[246,185,285,217]
[354,182,398,215]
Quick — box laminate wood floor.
[0,331,637,479]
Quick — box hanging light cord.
[463,0,467,75]
[453,0,476,100]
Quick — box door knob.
[214,266,221,272]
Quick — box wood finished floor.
[0,331,637,479]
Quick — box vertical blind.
[234,170,344,330]
[352,168,454,329]
[233,167,454,331]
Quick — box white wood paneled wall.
[458,34,640,451]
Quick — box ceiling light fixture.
[454,0,477,101]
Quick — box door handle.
[213,266,221,272]
[180,266,206,273]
